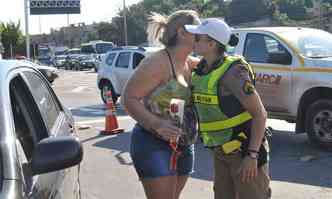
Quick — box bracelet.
[246,151,259,159]
[247,149,259,153]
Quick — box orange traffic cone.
[100,90,124,135]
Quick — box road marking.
[71,86,87,93]
[75,116,132,125]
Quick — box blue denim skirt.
[130,124,194,179]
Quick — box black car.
[0,60,83,199]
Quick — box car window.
[115,52,131,68]
[81,45,95,54]
[244,33,269,63]
[106,53,116,66]
[133,52,145,69]
[244,33,292,65]
[23,71,61,133]
[10,75,50,193]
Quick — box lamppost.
[24,0,30,59]
[123,0,128,46]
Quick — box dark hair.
[213,34,239,54]
[228,34,239,47]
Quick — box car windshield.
[39,49,50,57]
[278,29,332,58]
[81,45,96,54]
[96,43,113,54]
[55,51,65,56]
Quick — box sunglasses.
[195,35,212,42]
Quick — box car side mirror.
[268,52,292,65]
[31,136,83,175]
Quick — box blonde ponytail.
[147,10,200,47]
[147,12,167,46]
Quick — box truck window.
[244,33,292,65]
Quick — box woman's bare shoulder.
[132,49,170,83]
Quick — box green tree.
[107,0,230,45]
[0,21,24,58]
[226,0,273,24]
[86,31,99,42]
[275,0,309,20]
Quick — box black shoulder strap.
[165,49,177,79]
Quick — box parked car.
[77,54,97,70]
[0,60,83,198]
[97,46,160,103]
[230,27,332,149]
[53,50,68,68]
[81,41,114,72]
[64,48,81,70]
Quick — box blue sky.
[0,0,141,35]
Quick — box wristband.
[246,151,259,159]
[247,149,259,153]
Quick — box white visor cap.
[185,18,232,46]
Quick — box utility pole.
[10,43,13,59]
[24,0,30,59]
[39,16,42,33]
[123,0,128,46]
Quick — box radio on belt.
[169,98,185,125]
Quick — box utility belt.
[211,129,271,168]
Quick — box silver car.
[0,60,83,198]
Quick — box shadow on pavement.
[88,128,332,187]
[269,130,332,188]
[71,104,128,118]
[91,131,214,181]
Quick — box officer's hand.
[238,156,258,183]
[155,120,184,142]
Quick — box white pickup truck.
[231,27,332,149]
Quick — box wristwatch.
[246,151,259,159]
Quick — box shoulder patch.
[242,80,255,95]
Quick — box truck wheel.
[305,99,332,150]
[101,82,118,104]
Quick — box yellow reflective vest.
[192,56,255,149]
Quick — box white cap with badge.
[185,18,232,46]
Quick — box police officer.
[185,18,271,199]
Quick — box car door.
[113,51,132,94]
[10,69,79,199]
[243,32,293,114]
[103,51,117,79]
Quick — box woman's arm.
[187,55,201,70]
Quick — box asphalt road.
[53,70,332,199]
